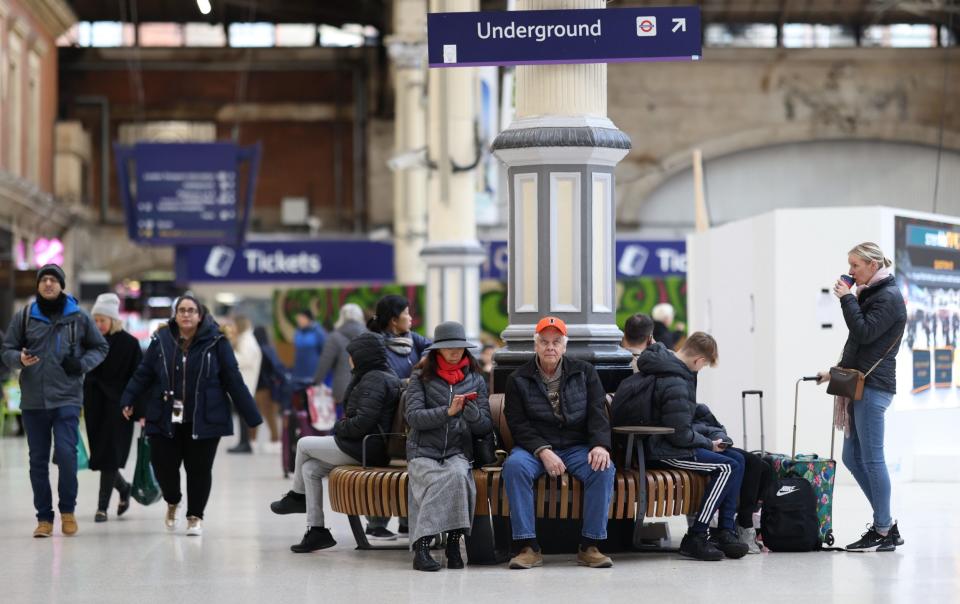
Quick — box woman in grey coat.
[313,303,367,404]
[405,321,492,571]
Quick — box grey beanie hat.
[91,293,122,322]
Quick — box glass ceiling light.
[197,0,212,16]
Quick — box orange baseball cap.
[535,316,567,336]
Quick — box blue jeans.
[656,448,745,533]
[841,387,894,532]
[22,406,81,522]
[502,446,615,541]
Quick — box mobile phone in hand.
[463,392,478,401]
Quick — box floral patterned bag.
[764,453,837,546]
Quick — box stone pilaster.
[388,0,429,285]
[421,0,485,340]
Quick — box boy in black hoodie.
[611,332,748,561]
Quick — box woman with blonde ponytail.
[816,242,906,552]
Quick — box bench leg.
[348,515,373,550]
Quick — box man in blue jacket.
[1,264,109,538]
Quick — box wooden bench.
[328,393,706,555]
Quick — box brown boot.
[577,546,613,568]
[508,546,543,569]
[61,513,78,536]
[33,521,54,538]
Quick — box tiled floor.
[0,434,957,604]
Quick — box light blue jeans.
[841,387,894,532]
[502,446,615,541]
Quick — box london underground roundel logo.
[636,16,657,37]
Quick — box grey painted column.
[491,0,633,392]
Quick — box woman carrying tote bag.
[119,295,262,536]
[816,242,906,552]
[405,321,492,572]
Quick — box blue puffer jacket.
[119,315,262,440]
[292,323,327,380]
[1,295,108,410]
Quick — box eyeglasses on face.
[176,307,199,316]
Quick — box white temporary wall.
[688,206,960,483]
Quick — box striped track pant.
[656,448,745,532]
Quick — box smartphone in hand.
[463,392,478,401]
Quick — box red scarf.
[436,355,469,385]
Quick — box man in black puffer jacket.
[270,332,400,553]
[502,316,615,570]
[627,333,748,561]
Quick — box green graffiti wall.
[275,277,686,344]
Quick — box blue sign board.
[176,240,395,283]
[481,239,686,281]
[115,142,261,246]
[428,6,701,68]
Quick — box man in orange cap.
[502,316,615,569]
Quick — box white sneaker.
[165,503,181,531]
[736,525,762,554]
[186,516,203,536]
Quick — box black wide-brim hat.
[426,321,477,350]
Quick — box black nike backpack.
[760,475,820,552]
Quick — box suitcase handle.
[741,390,764,455]
[793,377,835,459]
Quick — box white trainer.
[736,525,762,554]
[165,503,181,531]
[186,516,203,536]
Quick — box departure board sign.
[115,143,260,246]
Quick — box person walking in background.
[292,310,326,383]
[83,293,143,522]
[367,295,432,380]
[651,303,684,351]
[404,322,492,572]
[314,303,366,406]
[228,316,262,454]
[1,264,109,538]
[817,242,906,552]
[119,295,262,536]
[251,326,287,451]
[270,333,400,553]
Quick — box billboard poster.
[894,215,960,410]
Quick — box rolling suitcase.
[281,383,323,478]
[760,377,838,547]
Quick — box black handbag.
[472,429,502,469]
[827,335,900,401]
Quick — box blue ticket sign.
[115,142,260,246]
[482,239,686,281]
[428,6,701,67]
[176,239,395,283]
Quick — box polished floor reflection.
[0,435,956,604]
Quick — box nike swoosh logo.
[776,486,799,497]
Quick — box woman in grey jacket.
[405,322,492,571]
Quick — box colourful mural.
[275,277,686,344]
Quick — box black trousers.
[149,424,220,519]
[730,447,773,528]
[98,470,129,511]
